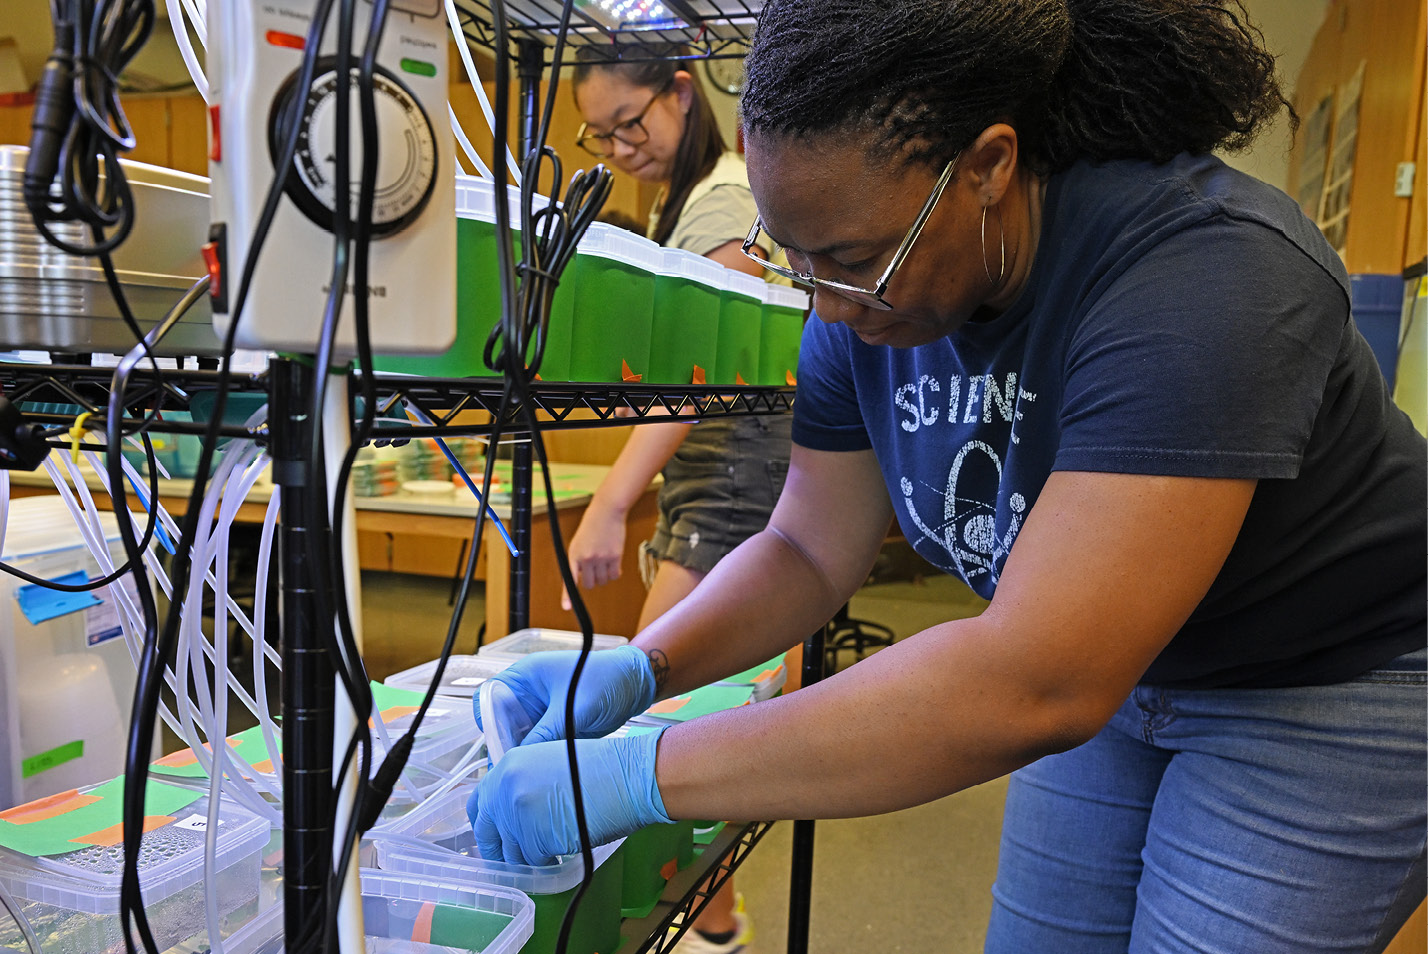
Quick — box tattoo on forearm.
[647,649,670,694]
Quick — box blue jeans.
[986,649,1427,954]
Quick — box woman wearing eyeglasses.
[554,46,790,953]
[472,3,1426,951]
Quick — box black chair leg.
[824,602,896,672]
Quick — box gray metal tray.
[0,145,223,357]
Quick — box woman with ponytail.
[556,46,789,953]
[473,5,1426,950]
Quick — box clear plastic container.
[384,655,514,699]
[758,283,808,386]
[563,223,663,383]
[0,782,270,954]
[718,654,789,702]
[476,628,628,660]
[716,272,767,385]
[373,788,624,954]
[214,868,536,954]
[649,248,724,385]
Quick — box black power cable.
[24,0,156,257]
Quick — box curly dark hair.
[740,0,1295,173]
[573,44,727,245]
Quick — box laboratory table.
[5,460,658,641]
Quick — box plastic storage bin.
[374,787,624,954]
[477,628,628,660]
[718,654,789,702]
[649,248,724,384]
[0,779,269,954]
[385,654,515,698]
[216,869,536,954]
[716,272,767,385]
[758,284,808,386]
[151,682,483,801]
[631,683,756,726]
[1350,273,1406,389]
[564,223,663,383]
[0,497,154,808]
[374,177,571,380]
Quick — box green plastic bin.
[758,284,808,386]
[716,272,767,385]
[374,177,572,380]
[565,223,662,383]
[648,248,723,385]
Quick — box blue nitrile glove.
[475,645,656,747]
[467,727,672,866]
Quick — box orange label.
[647,697,690,715]
[691,366,707,385]
[0,791,98,825]
[72,815,174,847]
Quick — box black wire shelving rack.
[451,0,762,63]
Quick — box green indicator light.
[401,58,437,78]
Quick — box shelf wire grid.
[451,0,762,63]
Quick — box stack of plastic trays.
[384,654,515,699]
[373,787,625,954]
[476,627,629,666]
[0,778,269,954]
[717,654,790,702]
[218,869,536,954]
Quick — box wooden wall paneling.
[117,94,171,168]
[1337,0,1422,273]
[167,92,210,177]
[1403,0,1426,270]
[0,101,33,146]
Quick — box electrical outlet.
[1394,162,1416,198]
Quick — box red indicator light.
[265,30,306,50]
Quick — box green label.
[21,740,84,779]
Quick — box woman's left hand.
[468,729,673,866]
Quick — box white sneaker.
[666,909,754,954]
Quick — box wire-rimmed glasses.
[741,157,959,311]
[575,80,675,158]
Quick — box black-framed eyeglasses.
[741,157,959,311]
[575,80,675,158]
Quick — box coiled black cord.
[24,0,156,257]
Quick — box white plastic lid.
[577,221,664,270]
[655,247,726,289]
[479,679,533,766]
[761,283,810,311]
[479,627,629,657]
[723,271,769,300]
[385,654,513,697]
[1,496,123,560]
[454,174,553,226]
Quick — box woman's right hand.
[476,645,658,747]
[561,501,628,609]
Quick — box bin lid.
[455,175,553,226]
[655,247,726,289]
[2,495,122,560]
[723,271,768,301]
[761,283,810,311]
[577,222,663,270]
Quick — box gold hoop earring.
[981,204,1006,287]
